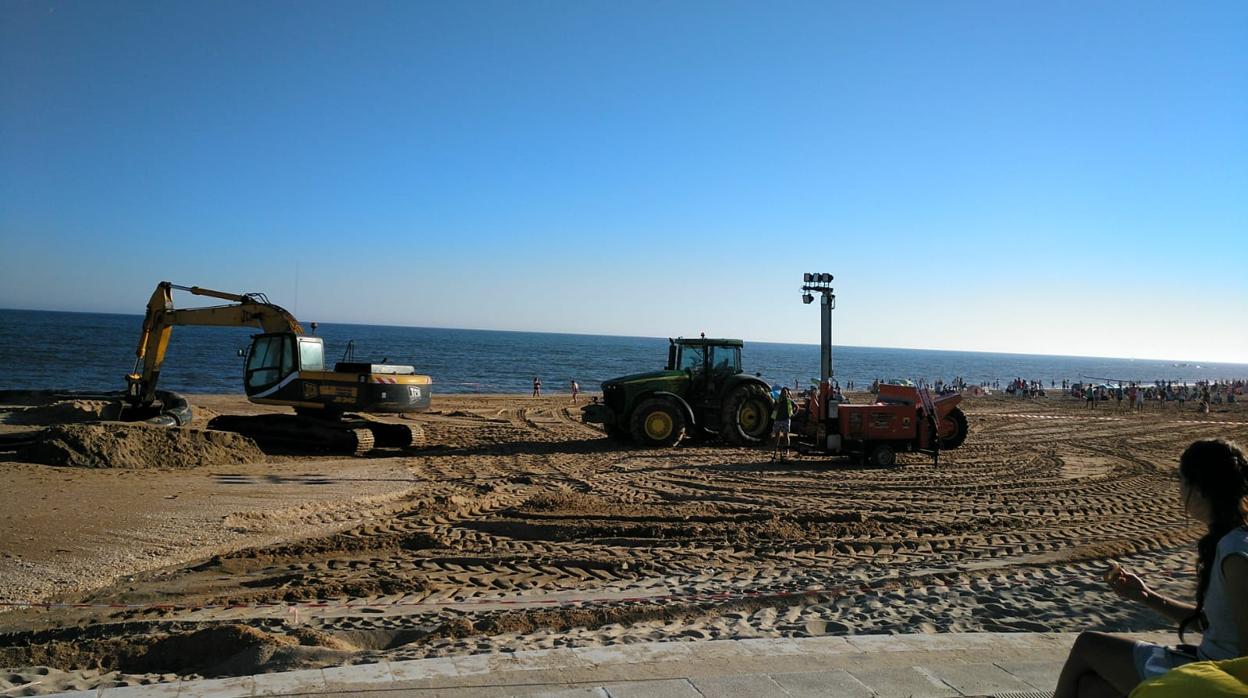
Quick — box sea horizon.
[2,306,1244,370]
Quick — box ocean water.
[0,308,1244,396]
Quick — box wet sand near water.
[2,391,1246,694]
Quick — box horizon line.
[2,305,1245,369]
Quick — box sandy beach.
[2,390,1246,694]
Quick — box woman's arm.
[1137,586,1198,625]
[1106,564,1196,625]
[1222,554,1248,656]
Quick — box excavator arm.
[126,282,303,406]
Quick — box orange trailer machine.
[793,274,968,466]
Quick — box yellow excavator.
[126,281,431,454]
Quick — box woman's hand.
[1104,562,1149,602]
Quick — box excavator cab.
[244,333,322,393]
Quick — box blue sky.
[2,1,1245,363]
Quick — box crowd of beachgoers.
[851,377,1248,409]
[952,377,1247,411]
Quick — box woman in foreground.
[1056,438,1248,698]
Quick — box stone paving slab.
[600,678,702,698]
[49,631,1178,697]
[769,669,875,698]
[926,662,1038,696]
[688,673,788,697]
[252,669,329,696]
[845,665,963,698]
[994,661,1064,693]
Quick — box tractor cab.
[667,337,743,379]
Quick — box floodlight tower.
[801,273,836,384]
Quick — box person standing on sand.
[770,387,797,463]
[570,379,579,404]
[1055,438,1248,698]
[532,376,542,398]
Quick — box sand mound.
[3,400,120,425]
[124,624,296,675]
[0,624,355,678]
[18,423,265,468]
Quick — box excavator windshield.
[246,335,295,389]
[245,334,325,390]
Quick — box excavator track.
[349,415,426,449]
[408,423,426,447]
[207,414,422,456]
[208,414,377,456]
[348,427,375,456]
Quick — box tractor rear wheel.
[868,443,897,467]
[630,398,686,448]
[940,407,969,449]
[720,384,772,445]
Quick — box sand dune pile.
[2,399,121,425]
[0,624,351,679]
[18,423,264,468]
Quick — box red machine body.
[797,382,968,466]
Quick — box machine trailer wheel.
[630,398,686,448]
[868,443,896,467]
[940,408,969,449]
[720,384,772,445]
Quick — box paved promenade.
[60,631,1175,698]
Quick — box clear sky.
[2,1,1245,364]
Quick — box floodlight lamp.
[822,273,833,283]
[803,273,813,282]
[802,293,814,304]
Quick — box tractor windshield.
[710,345,740,374]
[678,345,705,373]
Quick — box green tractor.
[582,337,774,447]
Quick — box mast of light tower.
[801,273,836,384]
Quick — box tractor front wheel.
[630,398,686,448]
[868,443,897,467]
[720,384,772,445]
